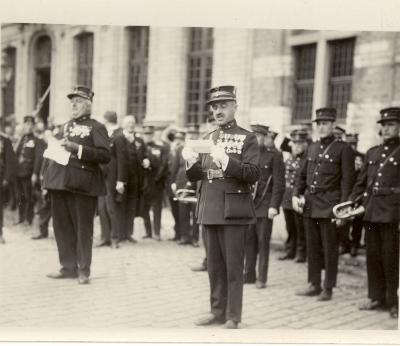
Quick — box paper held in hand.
[43,137,71,166]
[185,139,213,154]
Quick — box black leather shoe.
[224,320,239,329]
[78,275,90,285]
[195,314,225,326]
[142,235,152,239]
[168,237,179,241]
[111,240,120,249]
[32,234,48,240]
[192,241,200,247]
[359,300,386,311]
[339,246,350,255]
[295,256,306,263]
[278,254,295,261]
[296,285,322,297]
[95,241,111,248]
[47,271,78,279]
[350,246,358,257]
[191,264,207,272]
[317,289,332,301]
[178,239,192,245]
[0,236,5,244]
[389,305,398,319]
[255,280,266,289]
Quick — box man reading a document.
[42,86,110,285]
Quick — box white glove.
[116,181,125,194]
[292,196,301,213]
[142,158,151,169]
[268,207,278,220]
[171,183,177,193]
[210,145,229,170]
[182,146,199,161]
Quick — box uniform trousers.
[244,217,273,284]
[0,178,3,236]
[205,225,246,323]
[143,189,163,237]
[116,190,138,240]
[169,196,181,240]
[339,217,363,250]
[50,190,97,277]
[283,209,306,259]
[38,193,51,237]
[178,202,199,242]
[17,177,34,224]
[305,217,339,289]
[364,222,399,307]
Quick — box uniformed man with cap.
[0,130,17,243]
[333,125,346,140]
[42,85,111,284]
[184,85,260,328]
[141,124,169,241]
[349,107,400,319]
[293,107,355,301]
[279,129,309,262]
[244,124,285,288]
[15,115,42,226]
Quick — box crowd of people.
[0,84,398,328]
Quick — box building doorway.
[34,35,52,125]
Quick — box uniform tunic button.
[319,154,322,157]
[364,192,368,197]
[378,173,382,177]
[375,182,379,186]
[315,172,318,175]
[384,146,388,150]
[380,163,383,166]
[382,153,386,158]
[320,146,323,149]
[313,181,317,184]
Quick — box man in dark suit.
[293,108,355,301]
[185,85,260,329]
[96,110,122,248]
[142,125,169,241]
[42,85,110,284]
[0,131,17,243]
[349,107,400,319]
[244,125,285,288]
[15,115,42,226]
[279,129,309,262]
[112,115,147,244]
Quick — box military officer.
[15,115,42,226]
[243,125,285,288]
[333,125,346,140]
[293,107,355,301]
[279,129,309,262]
[349,107,400,319]
[42,85,110,284]
[0,131,17,243]
[184,85,260,329]
[142,125,169,241]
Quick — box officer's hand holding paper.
[43,135,71,166]
[182,145,200,169]
[210,145,229,170]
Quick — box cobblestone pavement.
[0,206,397,339]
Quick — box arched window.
[75,32,94,88]
[126,26,149,123]
[186,28,213,124]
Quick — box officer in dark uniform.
[185,85,260,329]
[0,131,17,243]
[339,133,365,256]
[142,125,169,241]
[15,115,42,226]
[293,107,355,301]
[279,129,309,262]
[244,124,285,288]
[333,125,346,140]
[349,107,400,319]
[112,115,147,244]
[96,110,122,248]
[42,85,110,284]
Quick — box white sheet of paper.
[43,137,71,166]
[185,139,213,154]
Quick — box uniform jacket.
[349,136,400,223]
[186,119,260,225]
[42,114,111,197]
[112,132,146,195]
[294,134,355,218]
[253,145,285,218]
[0,133,17,182]
[100,127,122,183]
[282,151,306,210]
[15,133,43,178]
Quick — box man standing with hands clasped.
[43,85,110,285]
[293,108,355,301]
[184,85,260,329]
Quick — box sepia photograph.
[0,0,399,343]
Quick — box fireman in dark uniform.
[42,85,110,284]
[279,129,309,262]
[0,132,17,243]
[184,85,260,329]
[244,125,285,288]
[349,107,400,319]
[142,125,169,241]
[293,107,355,301]
[15,115,42,226]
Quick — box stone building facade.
[2,23,400,151]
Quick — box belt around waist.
[201,169,234,180]
[371,187,400,195]
[308,185,339,194]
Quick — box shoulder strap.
[310,139,338,179]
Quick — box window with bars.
[2,47,16,118]
[75,32,94,89]
[126,26,149,123]
[186,27,213,125]
[327,38,355,121]
[292,44,317,123]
